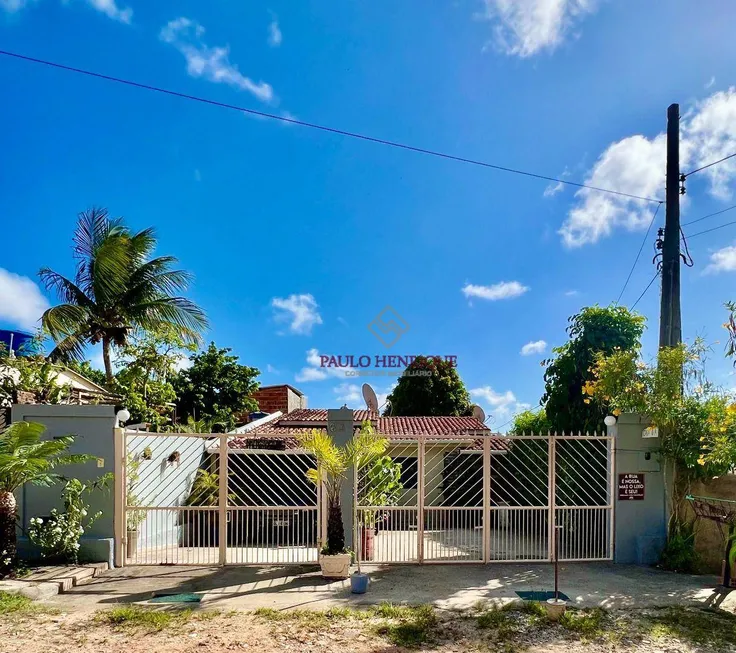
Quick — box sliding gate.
[121,431,321,565]
[355,433,614,564]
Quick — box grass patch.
[646,607,736,649]
[559,608,608,638]
[373,604,438,648]
[98,606,216,631]
[0,592,35,615]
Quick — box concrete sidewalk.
[44,563,733,613]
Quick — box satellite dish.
[472,404,486,422]
[362,383,379,412]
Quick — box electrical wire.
[0,49,665,204]
[631,272,660,310]
[616,202,663,304]
[683,152,736,177]
[686,219,736,239]
[681,203,736,227]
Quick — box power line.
[0,48,664,204]
[681,203,736,227]
[616,202,663,304]
[631,271,660,310]
[687,219,736,239]
[683,152,736,177]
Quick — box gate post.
[548,434,556,562]
[482,434,490,563]
[417,436,425,563]
[218,433,228,565]
[113,427,125,568]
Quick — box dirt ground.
[1,600,735,653]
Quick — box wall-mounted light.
[116,409,131,426]
[604,415,617,427]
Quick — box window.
[393,456,418,489]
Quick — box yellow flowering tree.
[588,340,736,571]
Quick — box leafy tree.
[174,342,260,429]
[384,356,472,417]
[589,340,736,572]
[0,422,93,575]
[0,339,71,405]
[510,408,552,434]
[541,305,645,433]
[113,327,195,430]
[39,208,207,385]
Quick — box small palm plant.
[299,422,388,555]
[0,421,93,575]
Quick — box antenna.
[362,383,379,412]
[472,404,486,422]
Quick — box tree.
[589,341,736,572]
[0,422,93,575]
[541,305,645,433]
[510,408,552,434]
[384,356,472,417]
[113,327,195,430]
[40,208,208,385]
[174,342,260,429]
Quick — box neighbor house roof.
[228,408,504,451]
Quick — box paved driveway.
[47,562,732,613]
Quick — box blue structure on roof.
[0,329,37,356]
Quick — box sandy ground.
[0,604,732,653]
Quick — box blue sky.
[2,0,736,428]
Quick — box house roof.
[227,408,505,451]
[256,384,305,397]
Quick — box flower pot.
[351,572,369,594]
[360,526,375,561]
[126,529,139,559]
[545,598,567,621]
[319,553,351,580]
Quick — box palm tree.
[0,421,93,575]
[40,208,208,385]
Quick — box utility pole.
[658,103,682,348]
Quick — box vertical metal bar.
[609,437,616,559]
[354,462,360,568]
[417,438,425,563]
[219,434,228,565]
[114,427,125,567]
[548,435,555,562]
[483,435,490,564]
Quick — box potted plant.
[125,454,146,558]
[358,455,403,561]
[299,422,387,579]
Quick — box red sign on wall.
[618,473,645,500]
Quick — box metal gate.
[121,431,321,565]
[355,433,614,565]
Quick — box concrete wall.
[11,404,117,563]
[688,474,736,573]
[612,413,667,564]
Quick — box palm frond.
[127,227,157,264]
[47,331,89,362]
[347,421,388,469]
[38,269,95,309]
[41,305,90,361]
[130,297,208,341]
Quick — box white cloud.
[1,0,131,21]
[160,17,274,103]
[706,76,716,90]
[0,268,49,331]
[268,18,282,47]
[462,281,529,301]
[480,0,598,58]
[564,289,580,297]
[271,293,323,335]
[85,0,131,23]
[543,180,564,197]
[174,354,193,372]
[334,382,362,405]
[561,88,736,247]
[470,385,529,420]
[705,244,736,274]
[266,363,279,374]
[520,339,547,355]
[295,348,353,383]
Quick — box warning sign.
[618,473,645,500]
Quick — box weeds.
[98,606,216,632]
[647,606,736,649]
[0,591,44,616]
[373,604,438,647]
[559,608,609,639]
